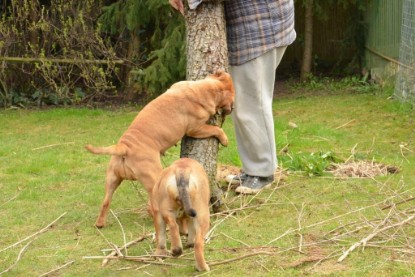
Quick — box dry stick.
[266,190,415,246]
[337,212,415,262]
[85,256,185,267]
[0,191,21,208]
[220,232,251,247]
[32,142,75,151]
[218,189,412,265]
[307,250,343,271]
[265,181,290,204]
[365,45,414,70]
[334,119,356,130]
[208,251,275,267]
[0,56,125,65]
[102,233,153,267]
[0,239,35,275]
[110,209,128,256]
[206,211,236,243]
[382,197,415,210]
[38,260,75,277]
[0,212,67,254]
[117,264,151,271]
[296,203,305,253]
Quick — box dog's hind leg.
[186,219,196,248]
[194,215,210,271]
[154,211,168,256]
[165,214,183,257]
[95,171,122,228]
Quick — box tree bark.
[300,0,314,81]
[122,31,141,100]
[181,2,228,212]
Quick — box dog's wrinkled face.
[209,71,235,115]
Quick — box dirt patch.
[216,164,287,184]
[216,164,241,182]
[328,161,399,178]
[309,260,349,275]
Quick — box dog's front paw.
[155,247,167,257]
[95,219,106,228]
[171,247,183,257]
[196,263,210,272]
[219,134,228,146]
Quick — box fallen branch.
[110,209,128,256]
[102,233,153,266]
[382,197,415,210]
[84,255,185,267]
[208,251,275,267]
[38,260,75,277]
[337,212,415,262]
[0,239,35,275]
[0,212,67,254]
[220,232,250,247]
[0,191,21,208]
[32,142,75,151]
[266,193,413,246]
[334,119,356,130]
[0,56,125,65]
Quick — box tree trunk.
[181,2,228,212]
[122,31,141,100]
[300,0,314,81]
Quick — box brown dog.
[86,71,234,228]
[151,158,210,271]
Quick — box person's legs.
[229,46,287,192]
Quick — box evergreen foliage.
[0,0,373,107]
[98,0,186,96]
[0,0,186,107]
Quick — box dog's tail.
[85,144,127,156]
[176,167,197,217]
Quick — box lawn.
[0,80,414,276]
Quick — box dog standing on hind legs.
[85,71,235,228]
[151,158,210,271]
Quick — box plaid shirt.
[187,0,296,65]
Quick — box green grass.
[1,82,414,276]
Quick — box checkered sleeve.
[225,0,296,65]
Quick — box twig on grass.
[0,239,35,275]
[0,212,67,254]
[101,233,153,266]
[38,260,75,277]
[0,191,21,208]
[382,197,415,210]
[84,255,186,267]
[265,193,411,246]
[116,264,151,271]
[334,119,356,130]
[337,212,415,262]
[208,251,275,267]
[110,209,128,256]
[32,142,75,151]
[206,211,236,243]
[296,203,305,253]
[220,232,250,247]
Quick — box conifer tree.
[99,0,186,97]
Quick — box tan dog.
[151,158,210,271]
[86,71,234,228]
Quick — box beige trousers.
[229,46,287,177]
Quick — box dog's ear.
[209,70,230,82]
